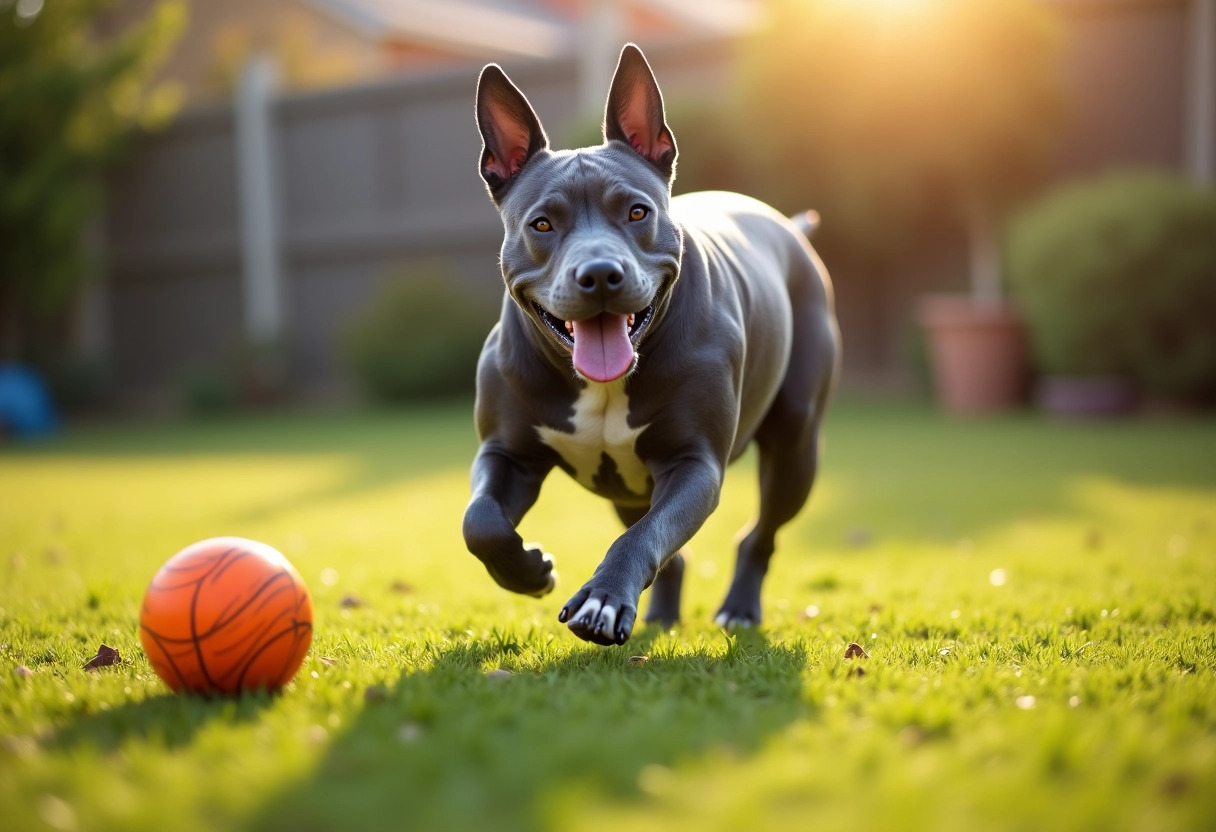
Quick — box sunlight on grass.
[1,402,1214,831]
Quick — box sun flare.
[833,0,938,17]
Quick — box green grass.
[1,400,1214,832]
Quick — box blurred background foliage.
[178,336,291,416]
[1007,172,1216,404]
[732,0,1065,259]
[342,266,501,404]
[1,0,1212,415]
[0,0,185,357]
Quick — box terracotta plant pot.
[918,295,1028,415]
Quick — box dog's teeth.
[628,314,635,327]
[565,321,574,335]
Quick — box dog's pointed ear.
[476,64,549,202]
[603,44,677,182]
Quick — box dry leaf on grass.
[844,642,869,660]
[82,644,120,671]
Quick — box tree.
[0,0,185,359]
[738,0,1066,295]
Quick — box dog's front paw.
[559,584,637,646]
[486,544,557,598]
[464,501,557,597]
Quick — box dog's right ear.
[476,65,549,203]
[603,44,676,183]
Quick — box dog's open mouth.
[532,302,655,383]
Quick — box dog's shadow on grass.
[48,690,276,753]
[253,629,810,832]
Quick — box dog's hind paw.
[714,593,762,630]
[559,586,637,646]
[715,577,763,630]
[713,609,758,629]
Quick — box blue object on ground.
[0,363,59,438]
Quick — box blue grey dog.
[462,44,840,646]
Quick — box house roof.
[301,0,759,60]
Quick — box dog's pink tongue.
[572,313,635,383]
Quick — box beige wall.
[103,0,389,103]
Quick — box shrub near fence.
[343,265,500,403]
[1007,171,1216,405]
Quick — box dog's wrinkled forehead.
[498,144,670,224]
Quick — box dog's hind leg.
[714,409,821,629]
[615,504,685,627]
[716,269,839,629]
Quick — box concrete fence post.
[579,1,624,117]
[234,55,284,344]
[1186,0,1216,183]
[73,212,110,361]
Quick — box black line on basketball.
[250,583,293,618]
[189,559,221,690]
[214,615,293,685]
[234,620,313,691]
[140,625,187,690]
[211,550,252,584]
[192,568,291,640]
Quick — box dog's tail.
[791,209,821,240]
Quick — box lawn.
[1,399,1214,832]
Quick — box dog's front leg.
[463,444,556,597]
[560,456,723,645]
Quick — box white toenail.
[574,597,601,624]
[598,605,616,631]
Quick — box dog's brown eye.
[629,206,648,222]
[531,218,552,232]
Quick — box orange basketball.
[139,537,313,695]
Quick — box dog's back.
[663,191,839,457]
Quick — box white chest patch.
[537,379,650,497]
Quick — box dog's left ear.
[603,44,677,183]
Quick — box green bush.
[343,267,499,403]
[179,366,236,416]
[177,338,288,416]
[1007,171,1216,402]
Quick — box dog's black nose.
[574,259,625,294]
